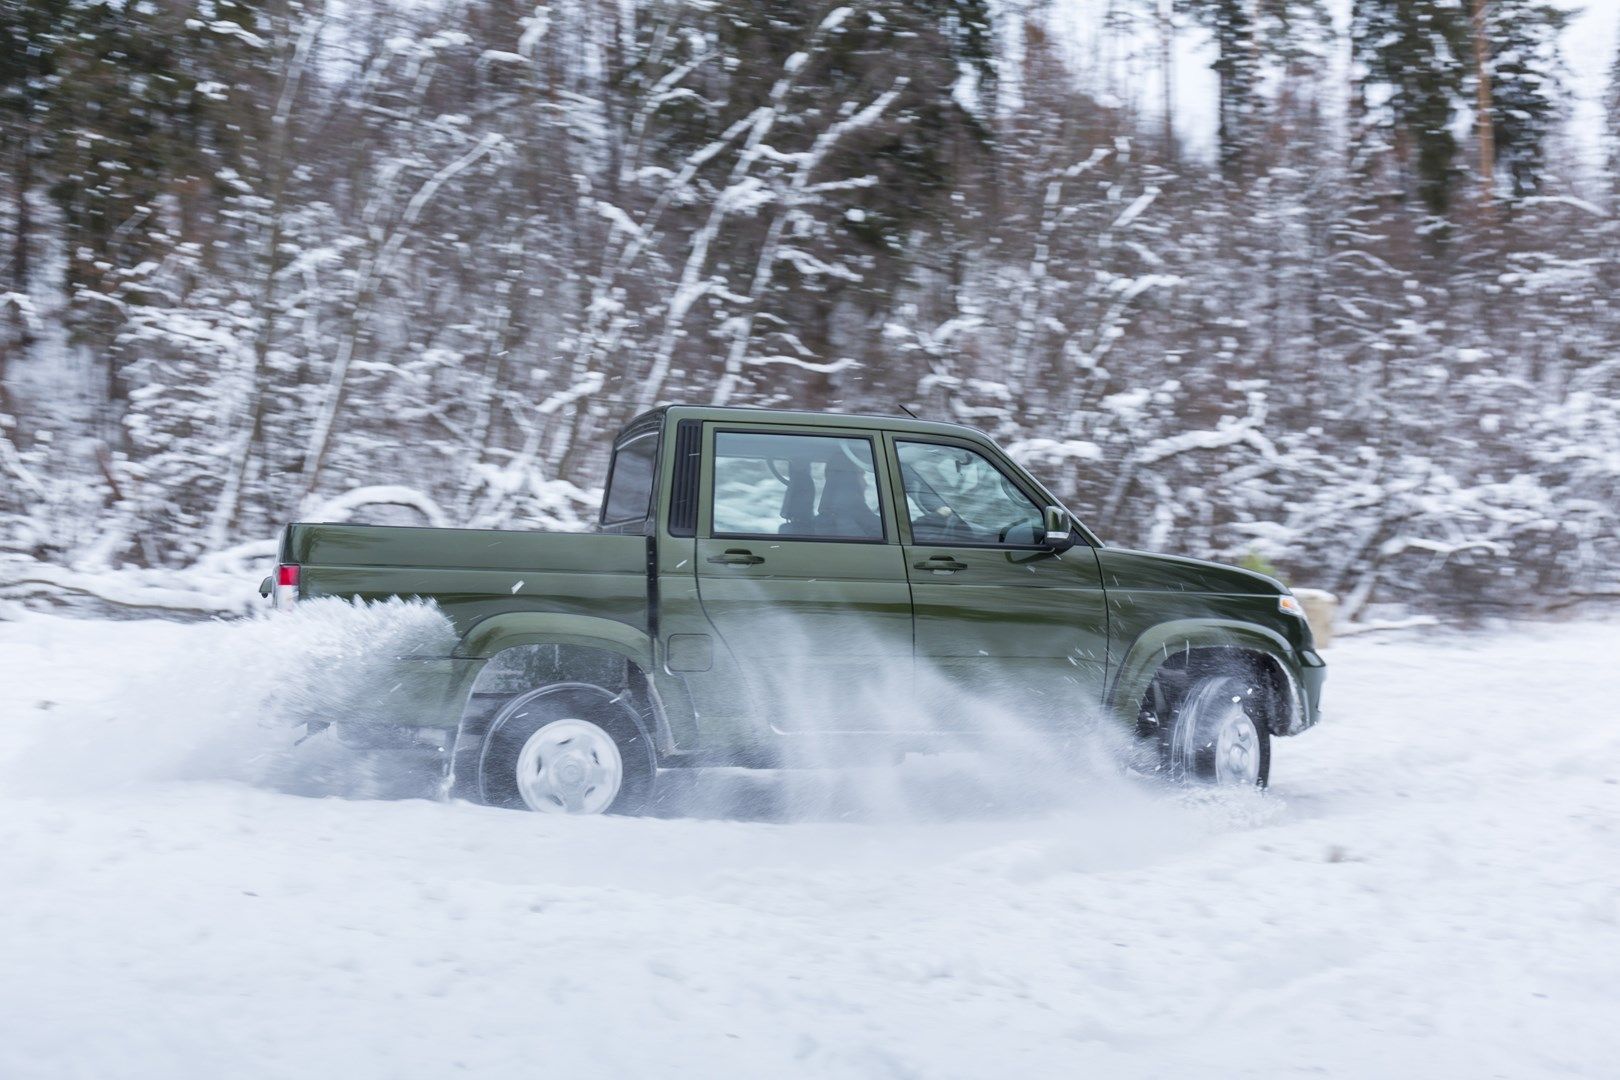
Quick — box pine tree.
[1352,0,1469,215]
[1481,0,1569,200]
[0,0,72,299]
[38,0,265,439]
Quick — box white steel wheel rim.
[1211,700,1261,785]
[1176,676,1262,786]
[514,718,624,815]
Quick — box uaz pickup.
[265,406,1326,814]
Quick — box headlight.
[1278,594,1306,618]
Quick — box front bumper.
[1287,648,1327,734]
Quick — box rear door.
[693,423,914,734]
[890,435,1109,729]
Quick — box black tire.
[1144,659,1273,788]
[478,686,657,815]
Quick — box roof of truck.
[619,404,995,444]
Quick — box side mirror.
[258,575,274,599]
[1042,506,1075,550]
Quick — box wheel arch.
[1110,620,1305,737]
[455,611,655,667]
[447,618,674,798]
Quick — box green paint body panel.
[1096,548,1325,735]
[271,405,1324,763]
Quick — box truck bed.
[280,523,652,642]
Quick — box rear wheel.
[479,688,656,814]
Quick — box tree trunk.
[1472,0,1495,204]
[217,14,319,539]
[1160,0,1175,153]
[10,141,30,297]
[1,139,33,409]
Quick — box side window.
[712,432,885,541]
[896,441,1044,546]
[601,432,658,527]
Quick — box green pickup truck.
[267,405,1325,814]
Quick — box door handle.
[707,548,765,566]
[914,556,967,573]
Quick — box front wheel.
[1162,673,1271,788]
[479,689,656,815]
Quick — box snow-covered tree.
[0,0,1612,619]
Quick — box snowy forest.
[1,0,1617,621]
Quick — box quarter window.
[712,432,885,541]
[601,432,658,527]
[896,441,1044,546]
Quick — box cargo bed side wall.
[286,524,652,642]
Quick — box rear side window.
[712,431,885,541]
[601,432,658,527]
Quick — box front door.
[892,436,1109,730]
[694,425,913,734]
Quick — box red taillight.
[273,564,300,611]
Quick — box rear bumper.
[307,654,483,793]
[331,719,454,752]
[342,656,485,731]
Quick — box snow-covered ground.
[1,608,1618,1079]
